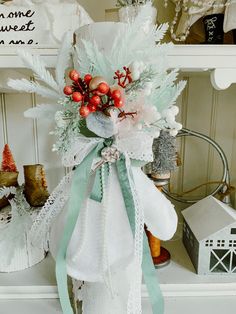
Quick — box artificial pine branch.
[126,68,156,93]
[56,32,72,91]
[17,49,59,92]
[155,23,169,43]
[110,4,167,69]
[8,79,60,100]
[168,80,186,107]
[1,144,18,172]
[24,104,62,120]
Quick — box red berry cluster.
[63,69,125,118]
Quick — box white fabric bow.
[61,131,154,168]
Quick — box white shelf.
[168,45,236,70]
[1,45,236,89]
[0,254,57,299]
[167,45,236,90]
[0,47,58,68]
[1,240,236,300]
[155,239,236,298]
[2,44,236,69]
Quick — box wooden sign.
[0,5,51,46]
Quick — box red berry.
[87,104,97,113]
[111,89,122,101]
[72,92,83,102]
[114,99,124,108]
[69,69,80,82]
[84,74,93,85]
[90,95,101,106]
[97,82,110,95]
[79,106,90,118]
[63,85,73,96]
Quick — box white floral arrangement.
[117,0,153,7]
[8,6,185,314]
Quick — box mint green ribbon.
[56,144,163,314]
[56,142,104,314]
[142,235,164,313]
[117,155,164,314]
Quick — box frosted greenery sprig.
[117,0,152,7]
[125,67,156,94]
[52,115,83,153]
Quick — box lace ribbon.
[30,172,73,249]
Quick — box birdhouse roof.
[182,196,236,241]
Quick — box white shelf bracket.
[211,68,236,90]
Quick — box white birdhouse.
[182,196,236,275]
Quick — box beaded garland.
[165,0,232,41]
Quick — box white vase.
[118,3,157,32]
[76,22,127,56]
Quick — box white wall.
[78,0,174,23]
[171,74,236,208]
[0,73,64,191]
[78,0,117,21]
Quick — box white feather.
[8,79,60,100]
[56,32,72,91]
[24,104,62,120]
[17,49,59,92]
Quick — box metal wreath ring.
[162,128,230,204]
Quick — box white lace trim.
[125,155,144,314]
[62,136,103,167]
[30,172,73,249]
[62,131,154,169]
[101,163,115,296]
[116,131,154,163]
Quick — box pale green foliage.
[55,32,73,91]
[77,40,113,81]
[17,49,59,92]
[8,79,60,100]
[126,67,156,94]
[9,33,72,101]
[148,70,186,112]
[53,115,83,153]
